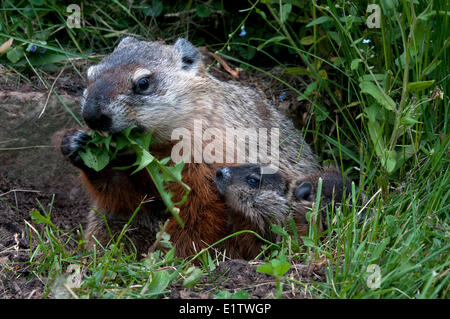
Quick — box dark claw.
[61,129,91,168]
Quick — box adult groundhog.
[214,164,351,259]
[61,37,318,258]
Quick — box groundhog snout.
[214,167,232,194]
[295,182,313,201]
[83,107,112,131]
[82,80,115,131]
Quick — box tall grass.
[233,0,449,298]
[1,0,448,298]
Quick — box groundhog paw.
[61,129,91,168]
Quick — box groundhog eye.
[246,177,259,187]
[135,77,151,93]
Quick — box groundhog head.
[214,165,289,231]
[81,37,205,142]
[214,164,352,235]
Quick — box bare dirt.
[0,55,322,299]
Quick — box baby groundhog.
[214,164,352,259]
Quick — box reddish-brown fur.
[63,38,319,258]
[79,144,230,258]
[165,162,229,257]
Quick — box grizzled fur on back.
[61,37,319,258]
[82,37,318,175]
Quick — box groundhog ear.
[173,38,201,71]
[295,182,313,201]
[116,36,138,50]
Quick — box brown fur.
[61,38,319,258]
[77,143,230,257]
[165,162,229,256]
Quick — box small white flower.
[363,39,371,44]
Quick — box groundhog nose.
[83,109,112,131]
[215,167,233,191]
[215,167,231,182]
[215,168,223,179]
[214,167,232,195]
[295,181,313,201]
